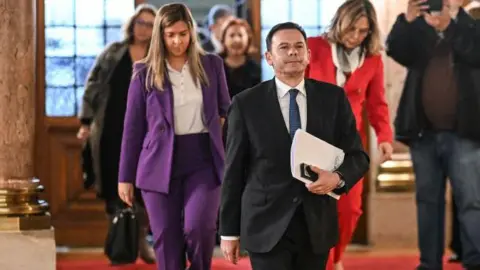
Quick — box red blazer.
[306,36,393,144]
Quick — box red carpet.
[57,256,464,270]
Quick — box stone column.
[0,1,55,269]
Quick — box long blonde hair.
[326,0,382,56]
[141,3,209,91]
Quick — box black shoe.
[448,253,462,263]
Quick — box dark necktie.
[289,89,301,138]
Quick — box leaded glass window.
[44,0,135,116]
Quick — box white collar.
[166,61,188,73]
[275,77,306,98]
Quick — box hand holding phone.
[427,0,444,13]
[406,0,430,22]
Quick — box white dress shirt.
[221,77,307,241]
[275,77,307,132]
[167,62,208,135]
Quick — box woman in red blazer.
[306,1,393,269]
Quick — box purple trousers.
[141,133,220,270]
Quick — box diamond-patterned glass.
[44,0,135,117]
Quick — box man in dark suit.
[219,22,370,270]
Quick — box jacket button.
[159,127,165,132]
[357,88,362,94]
[293,197,298,203]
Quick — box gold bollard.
[376,152,415,192]
[0,178,51,231]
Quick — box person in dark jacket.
[448,2,480,264]
[386,1,480,270]
[77,4,157,264]
[219,18,261,99]
[201,4,234,53]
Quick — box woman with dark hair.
[117,3,230,270]
[219,18,261,98]
[77,3,157,264]
[306,1,393,269]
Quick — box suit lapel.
[154,80,173,127]
[201,56,214,125]
[265,79,291,142]
[305,80,323,136]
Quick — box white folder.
[290,129,345,200]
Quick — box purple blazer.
[118,54,231,193]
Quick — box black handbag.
[81,140,95,189]
[104,205,140,264]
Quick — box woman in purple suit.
[117,3,231,270]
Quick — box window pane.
[46,87,76,116]
[105,0,135,26]
[291,0,319,27]
[106,27,123,44]
[45,27,75,57]
[260,29,269,57]
[75,57,96,86]
[261,59,274,82]
[261,0,289,28]
[46,57,75,87]
[75,0,105,26]
[76,28,105,56]
[304,27,322,38]
[45,0,74,26]
[319,0,343,27]
[76,87,85,115]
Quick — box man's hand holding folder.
[291,129,346,200]
[305,166,342,195]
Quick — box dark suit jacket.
[219,78,370,254]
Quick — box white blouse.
[167,62,208,135]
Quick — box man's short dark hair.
[207,4,233,27]
[266,22,307,51]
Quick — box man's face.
[265,29,310,77]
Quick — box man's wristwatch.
[334,171,345,188]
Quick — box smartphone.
[300,163,318,181]
[427,0,443,13]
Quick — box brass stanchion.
[376,152,415,192]
[0,178,51,231]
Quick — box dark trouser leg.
[447,134,480,269]
[410,134,447,270]
[450,194,462,260]
[248,206,328,270]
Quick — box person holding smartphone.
[386,0,480,269]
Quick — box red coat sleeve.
[365,57,393,145]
